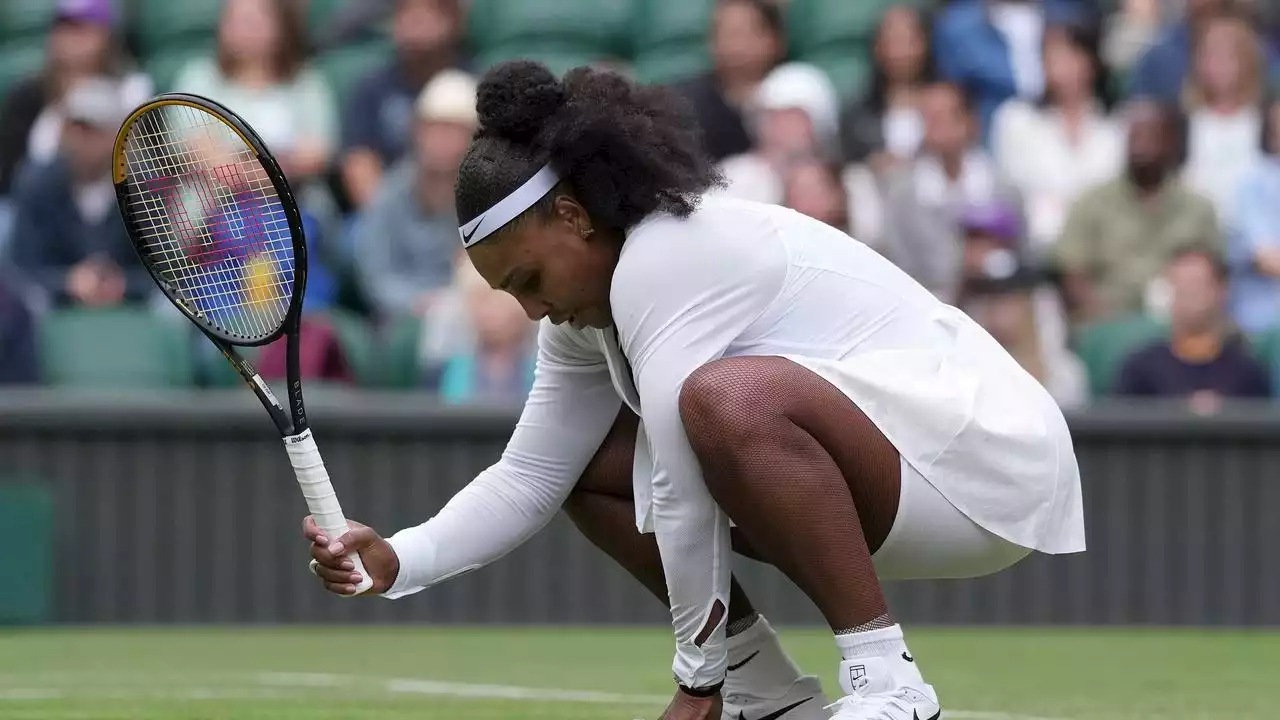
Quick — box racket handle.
[285,429,375,595]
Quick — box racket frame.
[113,93,374,595]
[112,92,311,437]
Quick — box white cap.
[64,76,126,129]
[754,62,840,148]
[416,68,479,127]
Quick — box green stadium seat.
[796,53,874,103]
[325,308,377,385]
[631,49,711,86]
[1245,328,1280,395]
[467,0,634,73]
[144,45,214,94]
[379,314,424,388]
[473,47,608,78]
[315,39,394,105]
[131,0,223,56]
[786,0,898,54]
[38,307,196,389]
[629,0,714,84]
[1074,314,1168,396]
[0,37,46,103]
[0,0,58,40]
[307,0,348,39]
[199,343,260,388]
[785,0,912,98]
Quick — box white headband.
[458,163,561,247]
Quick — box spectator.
[173,0,337,185]
[715,63,840,204]
[782,156,851,232]
[0,272,38,385]
[0,0,150,196]
[992,16,1123,254]
[839,3,936,171]
[1101,0,1165,77]
[9,77,150,308]
[1127,0,1280,103]
[1114,247,1270,406]
[674,0,785,163]
[1226,97,1280,334]
[352,69,478,319]
[1053,99,1219,324]
[957,202,1088,407]
[839,3,935,247]
[1181,10,1266,219]
[340,0,466,210]
[436,259,537,405]
[933,0,1091,144]
[879,81,1024,303]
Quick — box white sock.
[834,624,909,661]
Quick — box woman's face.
[712,1,782,79]
[1195,21,1247,98]
[757,108,818,159]
[1043,29,1093,102]
[875,6,927,82]
[220,0,282,63]
[47,21,112,94]
[466,197,621,330]
[785,162,846,228]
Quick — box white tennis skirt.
[632,311,1086,579]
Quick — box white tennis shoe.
[825,656,941,720]
[721,615,829,720]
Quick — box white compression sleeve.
[380,323,621,599]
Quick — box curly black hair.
[455,60,723,236]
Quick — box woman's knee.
[678,356,799,449]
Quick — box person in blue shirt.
[1226,95,1280,335]
[0,270,37,385]
[338,0,468,211]
[934,0,1096,145]
[1128,0,1280,104]
[1115,247,1271,404]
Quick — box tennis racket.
[111,93,374,595]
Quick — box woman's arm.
[611,204,785,690]
[380,322,621,598]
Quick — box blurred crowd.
[1,0,1279,413]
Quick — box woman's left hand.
[658,686,722,720]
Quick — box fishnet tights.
[678,356,901,631]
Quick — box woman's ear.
[554,195,594,239]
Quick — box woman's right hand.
[302,516,400,596]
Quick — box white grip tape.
[286,429,374,594]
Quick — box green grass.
[0,626,1275,719]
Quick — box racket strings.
[120,103,296,341]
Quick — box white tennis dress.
[380,196,1085,690]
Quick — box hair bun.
[476,60,565,144]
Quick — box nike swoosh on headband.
[457,163,560,248]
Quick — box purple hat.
[56,0,116,27]
[960,202,1021,245]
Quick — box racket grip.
[285,429,375,595]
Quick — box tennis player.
[304,60,1086,720]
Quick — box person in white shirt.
[991,17,1124,255]
[303,61,1086,720]
[1181,9,1266,220]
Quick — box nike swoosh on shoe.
[726,651,760,672]
[738,696,814,720]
